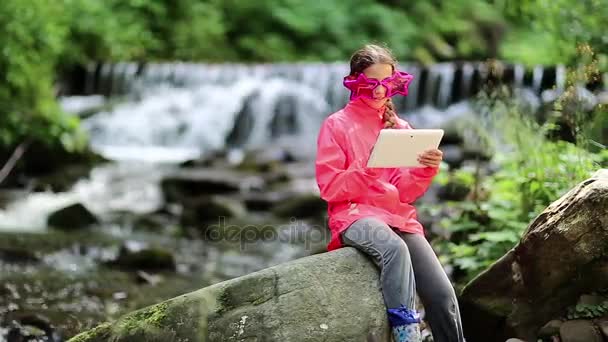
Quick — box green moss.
[116,302,170,335]
[67,322,112,342]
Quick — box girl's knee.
[382,237,409,260]
[428,286,457,310]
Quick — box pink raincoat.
[315,99,439,251]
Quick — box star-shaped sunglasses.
[343,71,414,101]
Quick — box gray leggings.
[340,217,465,342]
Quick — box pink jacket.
[315,99,439,251]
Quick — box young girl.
[315,44,465,342]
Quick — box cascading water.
[84,61,560,162]
[0,61,564,232]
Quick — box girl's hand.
[417,149,443,168]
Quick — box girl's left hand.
[417,149,443,168]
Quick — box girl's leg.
[340,217,420,341]
[398,232,465,342]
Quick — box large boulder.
[460,169,608,341]
[68,248,390,342]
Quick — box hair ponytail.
[383,99,398,128]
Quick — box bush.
[0,0,85,151]
[431,47,605,283]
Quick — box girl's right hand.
[417,149,443,168]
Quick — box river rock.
[47,203,99,230]
[595,316,608,339]
[0,246,40,264]
[559,320,603,342]
[68,247,390,342]
[180,195,247,227]
[460,169,608,341]
[241,191,291,211]
[538,320,564,338]
[107,242,176,272]
[161,168,264,201]
[236,146,297,173]
[272,193,327,219]
[577,294,606,306]
[6,313,60,342]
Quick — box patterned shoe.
[392,323,421,342]
[387,305,421,342]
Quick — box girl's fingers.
[419,161,440,167]
[422,149,442,157]
[418,156,442,163]
[418,156,441,166]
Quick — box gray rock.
[505,339,527,342]
[180,195,247,226]
[593,169,608,179]
[460,169,608,341]
[47,203,98,230]
[68,248,390,342]
[107,242,176,272]
[272,193,327,219]
[577,294,605,306]
[538,320,564,338]
[241,191,291,211]
[595,316,608,339]
[161,168,264,201]
[236,146,297,173]
[559,320,603,342]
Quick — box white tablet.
[367,129,444,168]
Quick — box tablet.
[367,129,444,168]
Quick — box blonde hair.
[349,44,399,128]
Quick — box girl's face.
[361,63,393,108]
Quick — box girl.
[315,44,465,342]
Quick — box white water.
[83,78,331,161]
[0,61,552,233]
[0,162,169,231]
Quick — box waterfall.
[532,65,544,94]
[514,64,525,88]
[69,61,563,162]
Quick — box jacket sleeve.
[391,166,438,204]
[315,120,382,203]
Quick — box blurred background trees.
[1,0,606,151]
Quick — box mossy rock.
[68,248,391,342]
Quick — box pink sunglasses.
[343,71,414,100]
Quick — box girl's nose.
[373,85,387,99]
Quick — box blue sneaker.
[387,305,421,342]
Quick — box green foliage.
[498,0,608,68]
[430,49,605,283]
[0,0,86,151]
[566,300,608,320]
[0,0,606,152]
